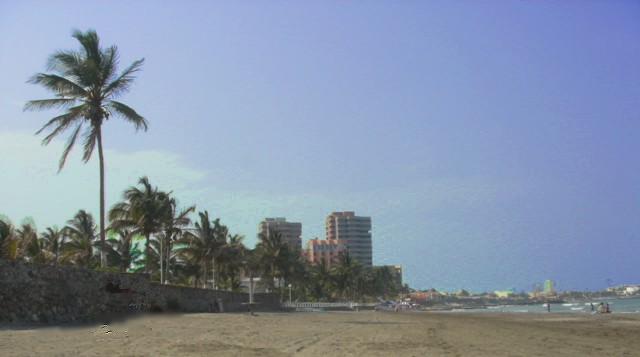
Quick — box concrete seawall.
[0,259,279,324]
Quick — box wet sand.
[1,311,639,356]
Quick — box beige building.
[258,218,302,249]
[325,211,372,267]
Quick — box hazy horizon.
[1,1,639,292]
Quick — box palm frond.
[82,125,98,162]
[35,104,85,139]
[47,51,83,79]
[57,123,82,170]
[26,73,86,98]
[108,201,132,222]
[101,45,120,84]
[106,101,147,131]
[104,58,145,98]
[24,98,77,111]
[72,29,101,66]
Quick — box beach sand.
[2,311,639,356]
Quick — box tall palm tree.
[17,222,44,263]
[217,233,246,290]
[0,216,19,260]
[177,211,221,289]
[332,251,363,302]
[105,228,142,272]
[137,237,162,280]
[62,210,98,268]
[25,29,147,267]
[240,248,261,299]
[211,222,229,290]
[109,176,171,273]
[371,266,399,300]
[309,260,334,301]
[281,247,308,303]
[41,226,66,265]
[255,229,299,300]
[158,199,194,284]
[255,230,285,292]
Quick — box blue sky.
[1,1,639,292]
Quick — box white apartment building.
[325,211,372,267]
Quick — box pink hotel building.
[304,211,373,268]
[303,237,348,268]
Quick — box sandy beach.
[2,311,639,356]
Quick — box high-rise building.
[325,211,372,267]
[258,218,302,248]
[544,279,557,293]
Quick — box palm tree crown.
[109,176,171,274]
[25,29,147,267]
[62,210,98,268]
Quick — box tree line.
[0,176,400,302]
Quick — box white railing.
[281,302,377,309]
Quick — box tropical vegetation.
[3,29,401,303]
[0,177,399,302]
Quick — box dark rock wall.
[0,259,279,324]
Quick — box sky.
[1,1,639,292]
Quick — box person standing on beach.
[547,302,551,313]
[590,303,594,312]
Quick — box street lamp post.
[288,284,292,303]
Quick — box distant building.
[493,288,516,298]
[411,288,443,301]
[325,211,372,267]
[532,282,544,293]
[303,237,348,268]
[545,280,557,293]
[625,286,640,296]
[258,218,302,249]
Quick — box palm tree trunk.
[97,127,107,268]
[280,278,285,303]
[165,238,171,284]
[145,233,151,274]
[211,254,217,289]
[160,238,163,284]
[203,262,208,289]
[249,274,254,303]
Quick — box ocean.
[457,297,640,314]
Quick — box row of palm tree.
[0,177,400,302]
[1,210,102,268]
[252,229,400,302]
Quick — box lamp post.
[288,284,292,303]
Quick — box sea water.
[459,297,640,313]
